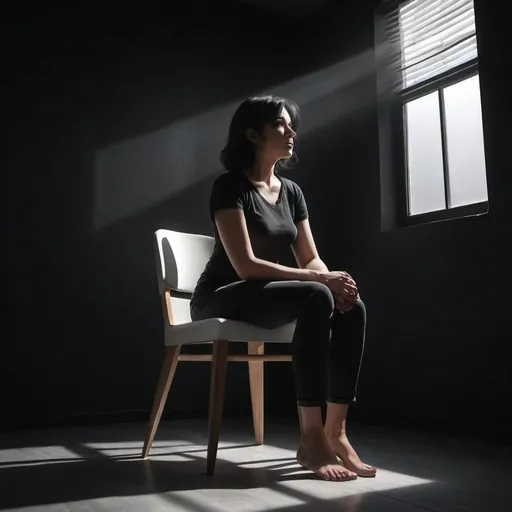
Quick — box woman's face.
[252,107,297,161]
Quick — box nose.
[287,125,296,138]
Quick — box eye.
[274,120,284,127]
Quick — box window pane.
[405,92,446,215]
[443,75,488,208]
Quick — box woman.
[190,95,376,482]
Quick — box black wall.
[296,0,511,441]
[5,0,311,429]
[6,0,510,440]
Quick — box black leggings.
[190,280,366,407]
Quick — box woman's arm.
[293,219,359,311]
[214,209,326,282]
[292,219,330,272]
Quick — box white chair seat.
[166,317,296,346]
[164,296,296,346]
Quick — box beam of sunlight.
[0,440,194,468]
[0,439,435,512]
[93,100,237,231]
[93,50,375,231]
[83,439,192,457]
[150,442,435,512]
[165,488,305,512]
[0,446,85,468]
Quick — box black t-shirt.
[191,171,309,306]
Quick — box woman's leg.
[192,280,334,405]
[296,404,357,482]
[191,279,357,481]
[323,299,376,476]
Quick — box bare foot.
[296,436,358,482]
[326,432,376,477]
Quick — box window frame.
[382,0,488,228]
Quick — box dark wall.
[295,0,511,441]
[6,0,510,441]
[5,0,312,429]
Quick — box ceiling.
[238,0,333,18]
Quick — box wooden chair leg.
[142,345,181,458]
[206,340,229,475]
[248,342,264,445]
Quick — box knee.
[304,282,335,317]
[349,298,366,321]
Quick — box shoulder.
[210,172,252,211]
[279,176,305,197]
[212,171,248,193]
[213,171,240,187]
[213,171,252,187]
[280,175,309,221]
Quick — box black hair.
[220,95,300,173]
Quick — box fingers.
[330,281,357,295]
[335,295,354,313]
[346,284,358,294]
[334,291,360,313]
[327,272,360,298]
[342,285,359,299]
[339,271,356,286]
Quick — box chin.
[274,148,293,162]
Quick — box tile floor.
[0,418,509,511]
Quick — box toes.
[360,465,376,477]
[338,470,350,481]
[330,470,339,481]
[319,468,332,481]
[330,468,342,481]
[322,467,352,481]
[337,468,357,481]
[316,465,361,482]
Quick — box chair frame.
[142,286,292,475]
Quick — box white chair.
[142,229,296,475]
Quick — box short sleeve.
[209,173,245,220]
[293,183,309,222]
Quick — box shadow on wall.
[92,49,375,233]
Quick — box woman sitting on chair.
[190,95,376,482]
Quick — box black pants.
[190,280,367,407]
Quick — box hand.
[334,289,360,313]
[316,270,359,313]
[316,270,358,296]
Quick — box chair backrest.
[154,229,215,324]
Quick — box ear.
[245,128,259,144]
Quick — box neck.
[247,155,277,183]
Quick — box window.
[379,0,488,225]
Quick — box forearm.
[242,257,324,282]
[304,257,329,272]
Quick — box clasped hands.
[320,271,360,313]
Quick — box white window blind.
[399,0,478,88]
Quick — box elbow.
[237,266,253,281]
[237,271,250,281]
[235,257,258,281]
